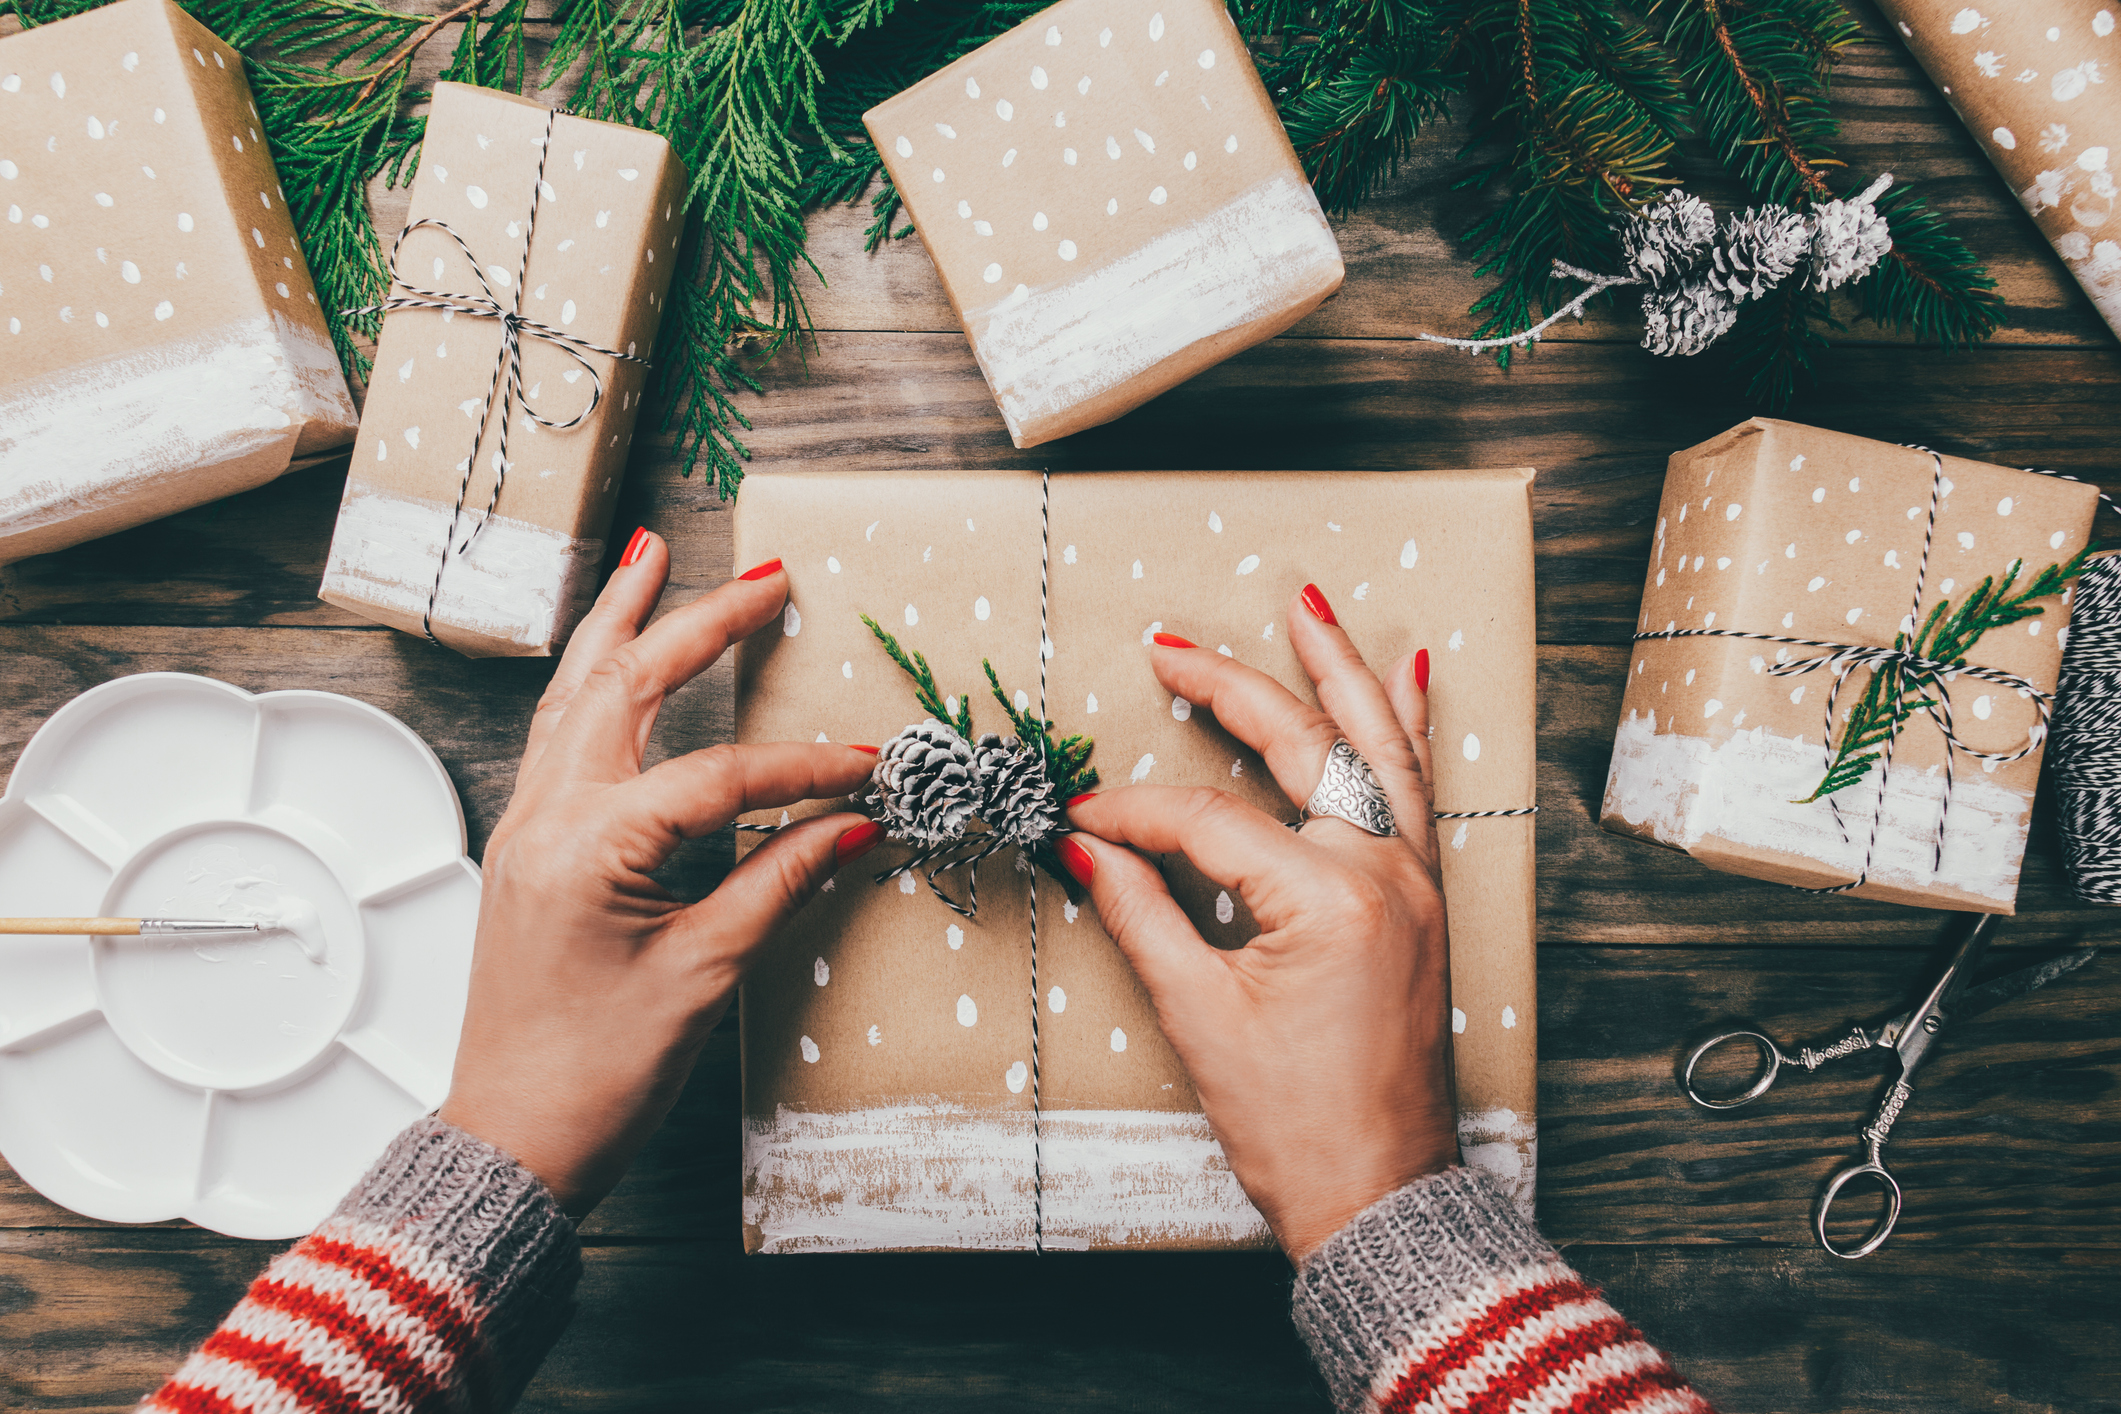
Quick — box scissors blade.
[1953,947,2099,1024]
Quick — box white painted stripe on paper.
[743,1101,1270,1252]
[321,485,600,651]
[0,312,354,541]
[966,175,1338,439]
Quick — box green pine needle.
[861,613,970,737]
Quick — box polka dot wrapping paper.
[0,0,357,564]
[1602,419,2101,913]
[861,0,1346,450]
[1878,0,2120,342]
[317,82,688,658]
[731,467,1539,1251]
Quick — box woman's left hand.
[437,537,882,1215]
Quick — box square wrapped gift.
[317,83,686,657]
[734,468,1538,1252]
[1876,0,2121,341]
[1602,419,2101,912]
[0,0,357,564]
[862,0,1345,450]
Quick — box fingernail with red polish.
[620,526,651,567]
[738,557,784,582]
[835,819,884,864]
[848,743,881,755]
[1151,631,1196,649]
[1058,835,1095,884]
[1065,792,1097,810]
[1301,583,1337,626]
[1415,648,1431,694]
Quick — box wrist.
[1271,1122,1458,1264]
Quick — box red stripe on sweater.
[247,1275,451,1411]
[298,1233,481,1359]
[201,1327,369,1411]
[1380,1275,1600,1409]
[142,1382,244,1414]
[1383,1310,1646,1414]
[1570,1361,1699,1414]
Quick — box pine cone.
[1706,207,1810,303]
[1618,191,1716,291]
[973,734,1061,845]
[868,719,979,844]
[1806,191,1893,291]
[1640,278,1738,358]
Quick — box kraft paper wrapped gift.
[317,83,686,657]
[862,0,1346,450]
[0,0,357,564]
[1876,0,2121,341]
[734,468,1539,1252]
[1602,419,2101,913]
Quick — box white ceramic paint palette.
[0,674,478,1239]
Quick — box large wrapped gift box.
[318,83,686,657]
[0,0,357,563]
[862,0,1345,450]
[1602,419,2101,912]
[1877,0,2121,341]
[734,468,1538,1252]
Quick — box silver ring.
[1302,740,1398,837]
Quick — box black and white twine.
[2051,533,2121,906]
[344,103,649,648]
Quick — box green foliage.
[982,662,1099,801]
[861,614,974,739]
[1803,551,2091,802]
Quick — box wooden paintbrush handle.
[0,918,142,935]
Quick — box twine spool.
[2052,554,2121,905]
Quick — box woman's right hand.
[1057,585,1458,1262]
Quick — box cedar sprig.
[1803,550,2091,802]
[862,614,974,741]
[982,661,1099,802]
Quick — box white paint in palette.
[968,176,1339,442]
[0,313,354,545]
[320,485,601,651]
[743,1101,1268,1252]
[1457,1106,1537,1218]
[1602,710,2031,904]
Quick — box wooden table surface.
[5,4,2120,1410]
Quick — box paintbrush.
[0,917,267,936]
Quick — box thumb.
[667,813,882,990]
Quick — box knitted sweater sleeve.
[139,1116,581,1414]
[1291,1167,1716,1414]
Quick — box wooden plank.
[5,1227,2118,1413]
[4,338,2115,639]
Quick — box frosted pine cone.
[1806,191,1893,291]
[1640,278,1738,357]
[1618,191,1716,291]
[1706,207,1810,303]
[869,719,979,844]
[973,734,1062,846]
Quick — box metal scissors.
[1680,912,2098,1259]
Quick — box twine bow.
[344,104,649,647]
[1634,449,2059,894]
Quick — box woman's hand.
[437,536,882,1215]
[1058,585,1457,1262]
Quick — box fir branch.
[982,661,1098,800]
[862,614,970,737]
[1856,184,2006,350]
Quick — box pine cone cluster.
[1705,207,1810,303]
[866,720,1062,847]
[1618,191,1716,291]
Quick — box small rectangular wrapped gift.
[1875,0,2121,341]
[318,82,686,657]
[734,467,1538,1252]
[0,0,358,564]
[862,0,1346,449]
[1602,419,2102,912]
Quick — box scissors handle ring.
[1682,1030,1790,1109]
[1814,1160,1904,1260]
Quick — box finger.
[1287,587,1433,838]
[662,810,880,990]
[1382,650,1436,813]
[1057,831,1225,1010]
[519,528,667,786]
[619,739,877,843]
[544,560,790,784]
[1147,636,1340,810]
[1065,785,1327,921]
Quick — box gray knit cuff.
[1291,1166,1558,1413]
[331,1116,582,1411]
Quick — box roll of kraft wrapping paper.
[733,468,1538,1253]
[0,0,358,564]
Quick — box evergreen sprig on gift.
[1802,551,2091,803]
